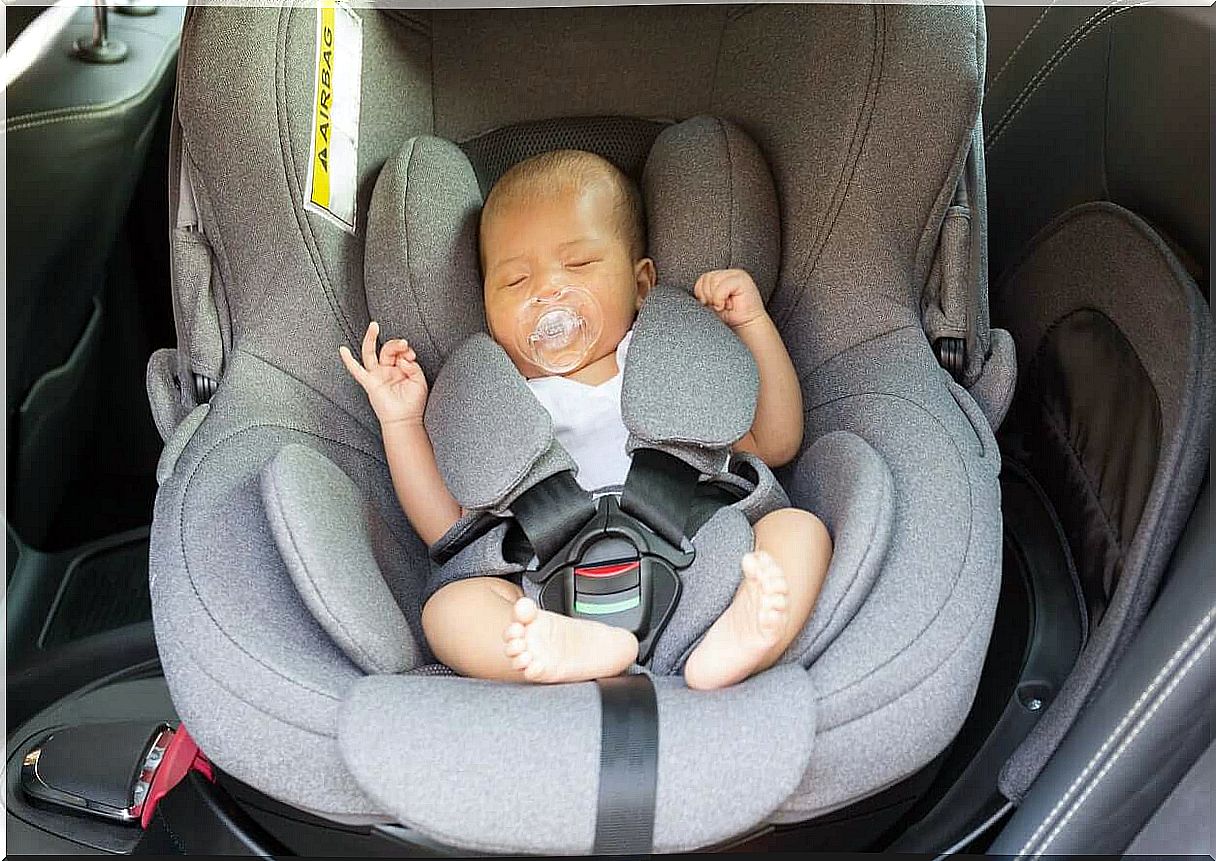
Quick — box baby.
[340,150,832,691]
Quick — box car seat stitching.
[175,424,402,704]
[987,1,1149,152]
[1036,628,1214,858]
[707,9,728,113]
[276,6,360,346]
[720,118,736,270]
[776,5,884,330]
[1017,611,1214,858]
[801,390,976,704]
[6,36,178,131]
[401,138,444,360]
[1099,27,1113,201]
[985,1,1059,95]
[180,632,347,742]
[429,19,437,135]
[986,0,1122,145]
[264,464,394,674]
[1035,628,1214,859]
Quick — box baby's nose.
[533,281,566,302]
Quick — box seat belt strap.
[593,674,659,855]
[509,470,597,566]
[620,448,702,549]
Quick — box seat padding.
[365,136,486,381]
[622,285,758,476]
[261,444,423,675]
[339,665,816,855]
[424,332,577,511]
[642,115,781,300]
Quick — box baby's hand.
[693,269,767,330]
[339,321,429,427]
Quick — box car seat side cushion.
[643,116,781,302]
[260,443,423,675]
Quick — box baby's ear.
[635,257,657,308]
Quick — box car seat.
[145,2,1013,853]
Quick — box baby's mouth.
[532,307,582,350]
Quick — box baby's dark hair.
[480,150,646,264]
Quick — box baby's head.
[479,150,656,378]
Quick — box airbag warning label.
[305,0,362,234]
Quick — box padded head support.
[365,136,485,380]
[643,116,781,300]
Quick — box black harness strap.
[620,448,702,549]
[593,674,659,855]
[509,470,597,565]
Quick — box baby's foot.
[683,551,790,691]
[503,598,638,683]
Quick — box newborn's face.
[481,182,645,378]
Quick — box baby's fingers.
[379,338,414,366]
[361,321,380,371]
[396,357,425,382]
[338,345,370,386]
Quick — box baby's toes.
[758,608,784,640]
[763,591,789,612]
[511,650,533,671]
[522,656,547,682]
[504,621,525,643]
[505,637,527,658]
[513,597,539,625]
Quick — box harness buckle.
[528,494,693,663]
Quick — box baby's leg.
[421,577,639,684]
[683,508,832,691]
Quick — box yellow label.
[310,0,336,210]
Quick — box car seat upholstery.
[146,2,1009,852]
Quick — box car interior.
[5,2,1212,856]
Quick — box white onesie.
[526,330,634,492]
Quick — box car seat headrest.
[364,115,781,377]
[642,116,780,302]
[364,136,486,380]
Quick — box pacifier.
[515,286,604,374]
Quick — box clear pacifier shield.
[516,286,603,374]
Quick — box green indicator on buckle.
[575,595,641,615]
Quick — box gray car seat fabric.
[148,2,1005,851]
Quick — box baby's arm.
[694,270,803,467]
[382,422,462,546]
[340,322,461,546]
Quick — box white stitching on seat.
[1015,608,1215,858]
[1034,625,1213,858]
[987,0,1155,152]
[7,35,178,132]
[985,1,1059,96]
